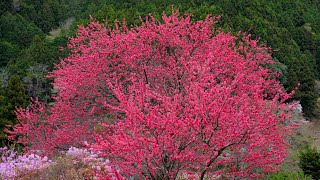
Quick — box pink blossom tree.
[8,10,295,179]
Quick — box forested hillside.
[1,0,320,142]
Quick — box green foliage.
[267,58,288,85]
[299,146,320,180]
[23,35,51,65]
[39,2,56,33]
[0,76,28,146]
[263,170,312,180]
[0,12,44,48]
[0,81,9,144]
[0,40,19,68]
[0,1,11,16]
[19,0,65,33]
[6,76,28,113]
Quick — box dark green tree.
[0,0,11,15]
[0,76,28,145]
[0,80,10,144]
[0,12,44,48]
[0,40,19,67]
[39,2,55,33]
[25,35,51,64]
[299,146,320,180]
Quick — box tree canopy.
[8,12,296,179]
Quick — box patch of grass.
[262,170,312,180]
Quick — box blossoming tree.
[8,10,295,179]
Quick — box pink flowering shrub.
[0,146,118,179]
[0,147,52,179]
[65,147,121,179]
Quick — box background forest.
[1,0,320,179]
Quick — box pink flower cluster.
[0,146,119,179]
[66,147,120,179]
[0,147,52,179]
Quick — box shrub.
[263,170,312,180]
[0,147,52,179]
[0,146,118,179]
[299,146,320,180]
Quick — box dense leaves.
[299,147,320,180]
[0,76,27,145]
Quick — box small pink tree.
[9,10,295,179]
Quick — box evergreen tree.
[0,76,28,145]
[6,76,28,121]
[0,0,11,16]
[39,2,55,33]
[0,12,44,48]
[0,80,10,144]
[0,40,19,67]
[26,35,51,64]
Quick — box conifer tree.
[0,76,28,145]
[0,80,10,144]
[6,76,28,121]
